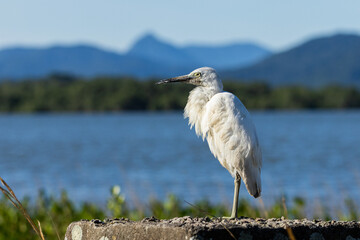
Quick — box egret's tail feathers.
[240,166,262,199]
[252,182,261,198]
[246,180,261,198]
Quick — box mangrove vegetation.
[1,75,360,112]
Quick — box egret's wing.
[202,92,262,197]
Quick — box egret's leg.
[230,174,241,218]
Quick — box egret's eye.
[194,72,201,77]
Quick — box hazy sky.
[1,0,359,52]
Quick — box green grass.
[0,184,359,240]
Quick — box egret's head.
[156,67,223,90]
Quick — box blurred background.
[1,0,360,224]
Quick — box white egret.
[157,67,262,218]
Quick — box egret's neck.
[184,85,222,136]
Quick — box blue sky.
[0,0,359,52]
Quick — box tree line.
[0,74,360,112]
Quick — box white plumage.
[157,67,262,218]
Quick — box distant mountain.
[0,34,271,80]
[223,34,360,87]
[0,45,175,80]
[128,33,271,69]
[127,34,195,67]
[183,43,271,69]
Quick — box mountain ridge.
[0,34,271,80]
[222,33,360,87]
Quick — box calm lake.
[0,111,360,208]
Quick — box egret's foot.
[221,216,237,220]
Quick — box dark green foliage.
[0,186,359,240]
[0,75,360,112]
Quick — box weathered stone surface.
[65,216,360,240]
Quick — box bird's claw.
[221,216,237,220]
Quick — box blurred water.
[0,111,360,208]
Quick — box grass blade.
[0,176,45,240]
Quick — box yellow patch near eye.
[194,72,201,77]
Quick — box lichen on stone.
[71,225,83,240]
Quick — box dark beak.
[156,75,193,85]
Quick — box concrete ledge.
[65,216,360,240]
